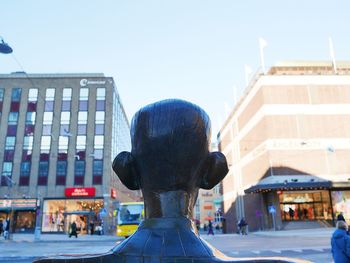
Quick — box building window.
[43,112,53,124]
[96,100,105,111]
[42,125,52,135]
[25,112,36,125]
[76,136,86,150]
[62,88,72,100]
[95,124,104,135]
[22,150,32,161]
[94,136,104,149]
[28,88,38,101]
[40,136,51,151]
[38,161,49,185]
[61,101,71,111]
[20,162,31,177]
[56,161,67,177]
[93,160,103,185]
[11,88,21,101]
[79,101,88,111]
[95,112,105,124]
[74,160,85,185]
[1,162,13,186]
[77,124,87,135]
[79,88,89,100]
[60,112,70,124]
[96,88,105,100]
[78,112,88,124]
[44,101,54,111]
[8,112,19,125]
[92,149,103,160]
[4,150,15,161]
[7,125,17,136]
[46,89,55,101]
[58,136,69,150]
[60,124,70,136]
[5,136,15,150]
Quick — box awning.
[244,175,332,194]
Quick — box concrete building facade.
[0,72,136,234]
[218,62,350,233]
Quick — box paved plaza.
[0,227,334,263]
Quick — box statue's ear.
[199,152,229,190]
[112,151,140,190]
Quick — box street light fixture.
[0,37,13,54]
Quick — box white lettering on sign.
[80,79,106,87]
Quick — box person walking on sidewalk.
[238,218,248,235]
[69,221,78,238]
[337,212,346,222]
[207,220,214,235]
[331,220,350,263]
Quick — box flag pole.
[329,37,337,74]
[259,37,267,74]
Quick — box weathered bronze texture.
[34,99,309,263]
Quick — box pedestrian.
[207,220,214,235]
[69,221,78,238]
[0,219,3,236]
[331,220,350,262]
[3,217,10,239]
[337,212,346,222]
[288,207,295,220]
[90,221,94,235]
[238,218,248,235]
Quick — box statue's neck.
[142,189,198,219]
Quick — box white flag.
[245,64,253,86]
[329,37,337,73]
[259,37,267,74]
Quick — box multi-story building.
[0,72,137,234]
[218,62,350,232]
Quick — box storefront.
[42,187,104,234]
[0,199,38,233]
[279,190,332,221]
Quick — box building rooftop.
[0,72,106,78]
[268,61,350,75]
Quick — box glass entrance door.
[65,214,88,234]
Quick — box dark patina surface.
[34,99,309,263]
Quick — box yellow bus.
[116,202,144,238]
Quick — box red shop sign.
[111,188,117,199]
[65,187,96,197]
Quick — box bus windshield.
[117,203,144,225]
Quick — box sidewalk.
[6,233,123,243]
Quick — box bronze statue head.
[113,99,228,218]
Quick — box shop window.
[7,125,17,136]
[11,88,21,101]
[44,101,54,111]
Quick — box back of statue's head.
[113,99,228,193]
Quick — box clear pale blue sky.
[1,1,350,137]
